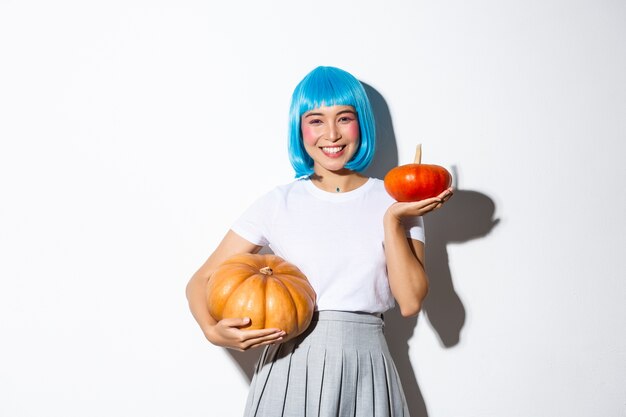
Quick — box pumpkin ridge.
[275,273,314,329]
[273,259,305,276]
[217,268,265,322]
[219,277,245,319]
[283,275,301,329]
[242,272,268,327]
[224,273,268,327]
[278,275,316,301]
[208,268,250,319]
[268,275,298,331]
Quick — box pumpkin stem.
[414,144,422,164]
[259,266,273,275]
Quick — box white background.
[1,1,625,416]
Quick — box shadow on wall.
[224,82,499,417]
[382,188,499,416]
[366,83,499,416]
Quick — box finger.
[399,197,441,211]
[420,199,442,210]
[420,196,444,206]
[415,200,443,215]
[219,317,252,328]
[429,190,453,209]
[249,337,285,350]
[391,195,447,217]
[241,332,286,350]
[238,328,286,340]
[436,188,453,200]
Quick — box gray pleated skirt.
[243,310,410,417]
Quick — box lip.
[320,145,346,158]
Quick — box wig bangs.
[295,72,358,117]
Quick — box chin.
[325,165,352,174]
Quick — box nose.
[326,124,341,142]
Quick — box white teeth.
[321,146,344,154]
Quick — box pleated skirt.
[243,310,410,417]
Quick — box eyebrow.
[303,109,357,118]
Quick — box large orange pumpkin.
[206,253,316,342]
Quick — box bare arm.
[383,188,453,317]
[185,230,285,350]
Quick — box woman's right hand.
[205,317,286,351]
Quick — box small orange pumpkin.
[384,144,452,202]
[206,253,316,341]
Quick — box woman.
[186,66,452,416]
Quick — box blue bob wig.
[288,66,376,178]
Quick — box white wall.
[1,1,624,416]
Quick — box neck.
[309,168,367,193]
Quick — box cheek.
[345,123,360,142]
[301,125,317,146]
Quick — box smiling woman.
[301,105,362,191]
[287,66,376,179]
[186,66,453,417]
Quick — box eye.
[307,119,323,125]
[338,116,356,123]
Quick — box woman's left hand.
[385,187,453,222]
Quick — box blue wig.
[288,66,376,178]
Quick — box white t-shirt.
[231,177,425,314]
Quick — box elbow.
[185,273,201,301]
[185,279,193,302]
[399,302,422,318]
[398,287,428,318]
[187,270,213,301]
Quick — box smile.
[320,145,346,155]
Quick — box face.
[300,105,360,174]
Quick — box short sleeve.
[402,215,425,243]
[230,190,277,247]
